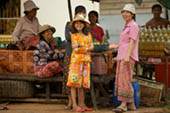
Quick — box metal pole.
[67,0,73,21]
[165,56,169,103]
[165,8,169,21]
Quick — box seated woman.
[12,0,40,50]
[34,25,64,78]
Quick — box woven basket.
[91,54,108,75]
[133,77,164,104]
[0,80,34,98]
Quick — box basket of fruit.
[93,38,109,52]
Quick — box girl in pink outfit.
[113,4,139,113]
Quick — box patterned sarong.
[114,58,135,102]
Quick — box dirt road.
[0,103,170,113]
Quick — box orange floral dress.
[67,33,93,88]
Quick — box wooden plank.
[45,83,50,102]
[0,98,66,103]
[90,80,98,110]
[35,93,67,98]
[0,73,63,82]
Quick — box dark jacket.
[65,22,72,56]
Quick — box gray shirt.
[65,22,72,56]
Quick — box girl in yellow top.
[67,14,94,112]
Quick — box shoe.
[112,107,127,113]
[84,108,94,111]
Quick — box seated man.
[146,4,170,28]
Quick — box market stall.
[138,25,170,102]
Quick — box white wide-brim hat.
[121,4,136,14]
[24,0,39,12]
[69,14,89,28]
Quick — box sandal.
[74,108,85,112]
[83,107,94,111]
[112,107,127,113]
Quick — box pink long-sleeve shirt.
[117,20,139,61]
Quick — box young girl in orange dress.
[67,14,94,112]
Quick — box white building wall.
[21,0,99,40]
[99,0,169,43]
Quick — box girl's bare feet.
[72,105,84,112]
[79,105,93,111]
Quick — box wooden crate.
[0,50,34,74]
[133,77,164,104]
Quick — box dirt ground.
[0,103,170,113]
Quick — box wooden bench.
[0,73,64,102]
[0,73,114,110]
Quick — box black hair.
[24,11,28,15]
[71,21,89,35]
[39,32,45,40]
[132,14,136,21]
[88,10,99,23]
[75,5,86,15]
[152,4,162,12]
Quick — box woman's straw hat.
[121,4,136,14]
[24,0,39,13]
[38,25,56,34]
[69,14,89,28]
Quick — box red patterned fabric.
[34,61,62,78]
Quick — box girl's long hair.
[71,21,89,35]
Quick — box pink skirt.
[114,58,135,103]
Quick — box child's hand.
[17,41,24,50]
[72,43,79,49]
[112,57,117,63]
[109,44,119,49]
[89,44,94,51]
